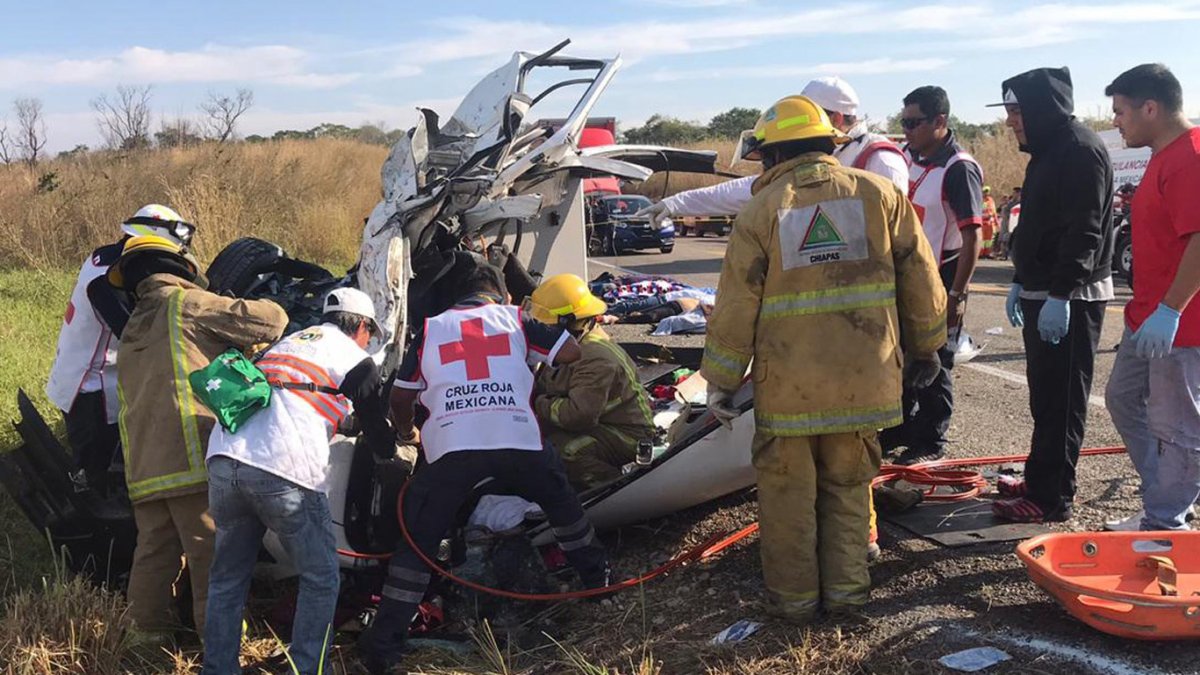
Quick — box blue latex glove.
[1038,297,1070,344]
[1132,303,1182,359]
[1006,284,1024,327]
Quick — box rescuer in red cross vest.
[45,204,197,493]
[361,262,610,674]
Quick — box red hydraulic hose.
[336,446,1131,598]
[339,479,730,601]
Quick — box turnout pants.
[127,491,215,636]
[546,426,639,489]
[880,258,958,454]
[365,448,609,658]
[1020,297,1106,515]
[753,431,882,622]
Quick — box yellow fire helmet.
[738,95,848,161]
[107,234,199,290]
[526,273,608,326]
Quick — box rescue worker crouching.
[702,96,946,624]
[112,235,289,643]
[202,288,395,675]
[527,273,656,489]
[361,263,609,674]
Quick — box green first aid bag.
[188,349,273,433]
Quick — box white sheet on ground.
[652,307,708,335]
[467,494,544,533]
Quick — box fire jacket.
[46,243,123,422]
[661,123,908,218]
[534,326,655,449]
[701,154,947,437]
[118,274,288,502]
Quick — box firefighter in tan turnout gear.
[112,234,289,641]
[529,274,656,489]
[701,96,947,623]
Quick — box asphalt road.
[586,236,1198,675]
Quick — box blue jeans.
[202,457,340,675]
[1106,330,1200,530]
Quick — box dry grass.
[0,551,134,675]
[0,139,386,271]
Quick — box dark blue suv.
[586,194,675,255]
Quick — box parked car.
[675,215,732,238]
[587,194,675,255]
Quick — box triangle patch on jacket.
[779,199,869,269]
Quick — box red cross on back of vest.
[439,317,512,380]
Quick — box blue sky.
[3,0,1199,152]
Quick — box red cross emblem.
[439,318,512,380]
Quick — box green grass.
[0,268,76,592]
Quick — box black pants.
[880,257,958,454]
[1021,297,1106,514]
[366,447,608,655]
[64,391,120,479]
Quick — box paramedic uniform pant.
[1106,329,1200,530]
[1021,298,1105,515]
[64,390,120,482]
[127,492,214,636]
[753,431,882,622]
[365,448,609,658]
[546,426,638,489]
[880,258,958,455]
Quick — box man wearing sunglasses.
[46,204,196,494]
[882,86,985,466]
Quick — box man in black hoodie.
[992,67,1115,522]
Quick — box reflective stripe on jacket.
[117,274,288,502]
[701,154,946,437]
[207,324,368,492]
[534,327,655,446]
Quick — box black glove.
[903,357,942,390]
[337,412,361,436]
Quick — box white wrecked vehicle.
[1,41,756,585]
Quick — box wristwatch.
[948,289,968,300]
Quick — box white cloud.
[644,57,954,83]
[0,44,372,90]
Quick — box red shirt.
[1127,127,1200,346]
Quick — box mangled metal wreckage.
[0,41,757,587]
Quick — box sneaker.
[996,475,1027,498]
[1104,510,1144,531]
[893,447,945,466]
[993,498,1072,523]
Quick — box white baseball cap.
[801,76,860,116]
[323,287,381,336]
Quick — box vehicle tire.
[206,237,286,296]
[1115,233,1133,280]
[660,246,674,254]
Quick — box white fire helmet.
[121,204,196,248]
